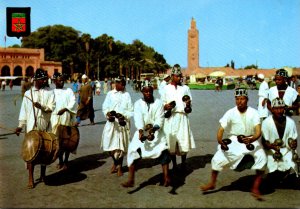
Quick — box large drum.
[57,125,80,153]
[21,130,60,165]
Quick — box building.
[0,47,62,83]
[174,18,300,82]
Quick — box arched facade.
[0,47,62,78]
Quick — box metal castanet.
[237,135,255,151]
[57,125,80,153]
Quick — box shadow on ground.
[44,152,109,186]
[127,154,214,195]
[202,171,300,196]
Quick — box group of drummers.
[14,66,299,201]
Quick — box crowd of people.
[13,66,299,201]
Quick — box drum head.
[21,130,42,162]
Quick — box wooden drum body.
[21,130,60,165]
[57,125,80,153]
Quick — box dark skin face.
[142,86,154,103]
[274,75,287,90]
[271,106,285,120]
[115,80,126,91]
[34,79,46,90]
[54,77,65,89]
[171,74,182,85]
[235,96,248,113]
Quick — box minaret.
[187,17,199,71]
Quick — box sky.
[1,0,300,69]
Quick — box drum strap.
[30,88,37,129]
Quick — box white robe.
[51,88,77,135]
[158,80,168,97]
[261,115,298,176]
[18,87,55,132]
[100,89,134,153]
[127,98,169,166]
[211,106,267,171]
[257,80,270,118]
[268,86,298,106]
[161,84,195,154]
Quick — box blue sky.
[1,0,299,69]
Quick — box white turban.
[82,74,87,79]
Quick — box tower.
[187,17,199,71]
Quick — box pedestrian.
[95,79,101,95]
[257,73,270,121]
[15,68,55,188]
[200,88,267,201]
[2,79,6,91]
[161,64,195,171]
[158,74,171,97]
[71,80,79,95]
[103,79,108,94]
[9,80,13,90]
[261,97,298,184]
[266,69,298,116]
[121,81,171,188]
[100,75,134,176]
[51,73,78,170]
[75,74,95,126]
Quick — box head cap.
[235,88,248,97]
[82,74,88,79]
[257,73,264,79]
[115,75,126,82]
[141,80,153,90]
[276,69,288,78]
[171,64,182,75]
[33,68,48,80]
[271,97,286,108]
[163,74,170,79]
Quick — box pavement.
[0,83,300,208]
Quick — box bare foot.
[110,165,117,174]
[57,164,63,170]
[251,189,264,201]
[117,167,123,176]
[163,178,171,187]
[62,164,68,170]
[200,183,215,191]
[27,183,34,189]
[121,181,134,188]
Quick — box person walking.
[100,75,134,176]
[75,74,95,126]
[121,81,171,187]
[200,88,267,201]
[15,68,55,188]
[161,64,195,171]
[51,73,78,170]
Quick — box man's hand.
[33,102,42,109]
[15,127,22,136]
[57,108,67,115]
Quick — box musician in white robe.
[122,81,171,188]
[16,68,55,134]
[15,68,55,188]
[261,97,298,177]
[266,69,298,116]
[51,73,77,170]
[161,64,195,171]
[200,88,267,201]
[100,75,134,176]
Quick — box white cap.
[257,73,264,79]
[163,74,170,79]
[82,74,87,79]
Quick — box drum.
[21,130,60,165]
[57,125,80,153]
